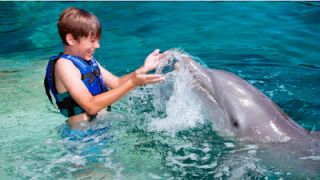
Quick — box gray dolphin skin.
[157,49,320,177]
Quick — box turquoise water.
[0,1,319,179]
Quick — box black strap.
[56,95,87,117]
[44,78,54,105]
[81,69,100,80]
[81,69,105,93]
[44,60,58,107]
[107,105,111,112]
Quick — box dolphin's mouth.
[156,49,185,75]
[157,49,218,103]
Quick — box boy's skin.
[55,33,165,127]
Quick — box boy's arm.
[55,59,164,115]
[99,49,161,89]
[99,65,147,89]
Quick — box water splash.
[149,49,205,135]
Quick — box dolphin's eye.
[233,121,239,128]
[231,117,239,128]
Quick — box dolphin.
[156,49,320,177]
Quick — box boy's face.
[73,35,100,61]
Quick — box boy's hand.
[140,49,161,73]
[132,49,166,86]
[130,73,165,87]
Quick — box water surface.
[0,2,319,179]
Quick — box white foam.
[173,143,193,151]
[201,154,210,161]
[199,162,217,169]
[299,156,320,161]
[166,154,192,168]
[53,154,87,166]
[148,173,162,179]
[224,142,235,148]
[248,150,257,155]
[175,153,199,161]
[149,66,205,134]
[202,147,211,153]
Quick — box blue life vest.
[44,53,110,117]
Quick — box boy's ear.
[66,33,75,46]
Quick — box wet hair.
[58,7,101,45]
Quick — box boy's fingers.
[148,77,165,84]
[143,74,165,82]
[153,49,160,55]
[142,74,162,78]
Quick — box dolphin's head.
[156,49,235,136]
[157,49,303,141]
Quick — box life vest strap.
[56,92,87,117]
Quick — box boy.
[45,7,164,129]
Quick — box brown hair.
[58,7,101,45]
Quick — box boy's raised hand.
[130,49,166,87]
[141,49,161,73]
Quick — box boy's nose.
[95,41,100,49]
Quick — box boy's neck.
[63,46,89,61]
